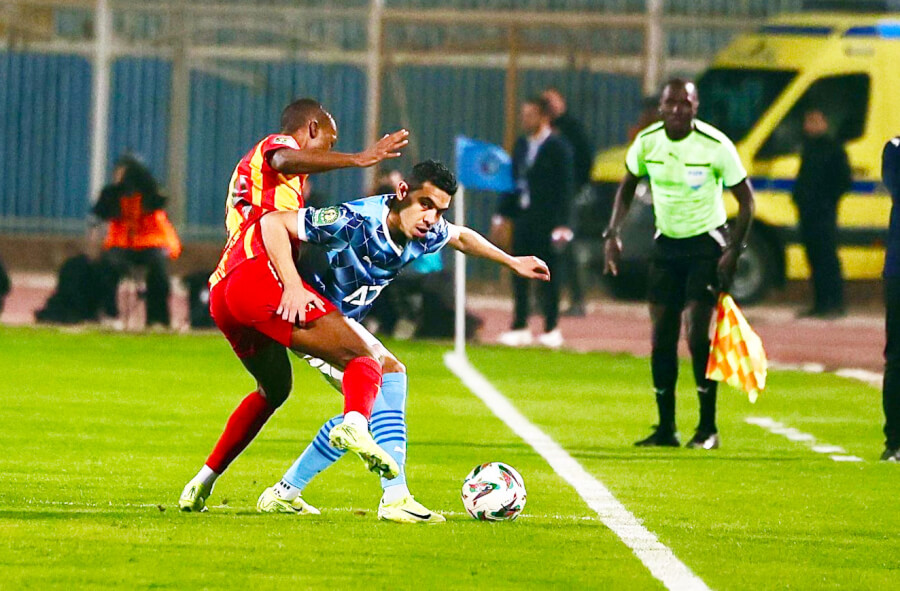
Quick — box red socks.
[206,390,275,473]
[204,357,380,474]
[342,356,382,418]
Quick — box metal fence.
[0,0,805,248]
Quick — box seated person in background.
[92,155,181,328]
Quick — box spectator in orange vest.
[92,155,181,328]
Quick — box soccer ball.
[460,462,526,521]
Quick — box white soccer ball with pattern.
[461,462,526,521]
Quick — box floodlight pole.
[363,0,384,193]
[644,0,664,95]
[167,5,189,228]
[88,0,112,205]
[454,185,467,359]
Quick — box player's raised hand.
[356,129,409,167]
[277,283,327,326]
[509,256,551,281]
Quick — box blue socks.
[282,416,344,490]
[372,372,408,490]
[282,372,409,493]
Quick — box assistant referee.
[603,79,755,449]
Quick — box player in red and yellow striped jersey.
[208,211,266,290]
[178,100,409,512]
[224,98,409,238]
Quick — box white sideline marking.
[769,361,825,373]
[744,417,777,428]
[769,362,883,389]
[750,364,879,464]
[445,352,710,591]
[745,416,864,463]
[834,368,883,388]
[811,444,846,454]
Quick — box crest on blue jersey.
[314,206,341,226]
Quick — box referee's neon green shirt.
[625,119,747,239]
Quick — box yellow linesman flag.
[706,293,767,402]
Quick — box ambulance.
[590,11,900,302]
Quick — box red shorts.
[209,255,336,358]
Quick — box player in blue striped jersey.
[296,191,454,323]
[256,160,550,522]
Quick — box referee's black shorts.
[647,227,727,308]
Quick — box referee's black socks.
[697,384,718,434]
[654,387,676,435]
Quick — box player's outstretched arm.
[259,212,326,324]
[270,129,409,174]
[448,224,550,281]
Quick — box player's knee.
[338,344,380,370]
[258,377,292,408]
[382,354,406,374]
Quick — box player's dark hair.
[524,95,552,118]
[407,159,458,196]
[280,98,330,134]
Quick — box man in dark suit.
[881,136,900,461]
[542,88,594,317]
[496,96,574,348]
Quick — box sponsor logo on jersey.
[686,168,708,190]
[271,136,294,146]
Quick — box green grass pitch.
[1,326,897,589]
